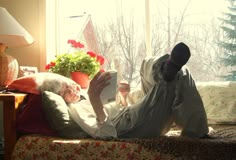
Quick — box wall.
[0,102,2,139]
[0,0,46,138]
[0,0,46,72]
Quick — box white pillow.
[197,81,236,124]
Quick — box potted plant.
[45,40,105,88]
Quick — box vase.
[70,72,90,89]
[0,45,19,87]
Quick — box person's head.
[60,83,81,103]
[39,77,81,104]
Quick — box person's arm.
[87,71,111,123]
[68,100,117,138]
[68,71,118,138]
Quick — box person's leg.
[112,52,177,138]
[140,42,191,94]
[112,80,176,138]
[116,81,130,107]
[113,42,208,138]
[139,56,160,95]
[160,43,208,137]
[113,68,208,138]
[172,67,209,138]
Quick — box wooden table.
[0,93,27,160]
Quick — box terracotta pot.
[70,72,90,89]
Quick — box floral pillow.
[41,91,89,138]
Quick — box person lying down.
[40,42,209,139]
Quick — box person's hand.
[87,71,111,98]
[87,71,111,122]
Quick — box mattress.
[12,125,236,160]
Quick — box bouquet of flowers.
[45,39,105,79]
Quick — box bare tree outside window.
[151,0,228,81]
[47,0,230,86]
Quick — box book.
[100,71,118,104]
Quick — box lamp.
[0,7,34,88]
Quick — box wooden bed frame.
[0,93,27,160]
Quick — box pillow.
[196,81,236,124]
[7,72,81,103]
[41,91,89,138]
[7,74,39,94]
[16,93,57,136]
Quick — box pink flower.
[45,64,50,70]
[100,68,105,73]
[72,42,84,48]
[45,61,56,70]
[87,51,97,58]
[96,55,105,65]
[68,39,85,48]
[67,39,76,45]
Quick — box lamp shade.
[0,7,34,87]
[0,7,34,47]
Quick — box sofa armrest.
[196,81,236,124]
[127,88,144,105]
[0,93,27,160]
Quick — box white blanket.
[128,81,236,124]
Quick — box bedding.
[128,81,236,125]
[11,73,83,138]
[11,125,236,160]
[197,81,236,124]
[3,73,236,160]
[8,73,236,125]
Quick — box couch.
[1,75,236,160]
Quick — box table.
[0,93,27,160]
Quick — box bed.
[1,77,236,160]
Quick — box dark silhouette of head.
[170,42,191,66]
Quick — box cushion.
[41,91,88,138]
[16,93,57,136]
[7,74,39,94]
[196,81,236,124]
[7,72,81,103]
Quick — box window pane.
[150,0,236,81]
[47,0,236,83]
[47,0,146,86]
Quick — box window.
[46,0,146,87]
[150,0,235,81]
[46,0,236,84]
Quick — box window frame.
[46,0,152,63]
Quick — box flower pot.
[70,72,90,89]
